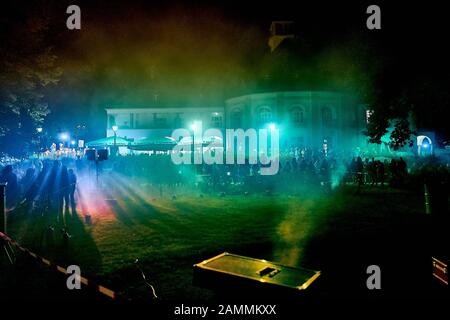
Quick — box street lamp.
[112,125,119,156]
[59,132,69,149]
[112,125,118,147]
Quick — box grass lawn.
[2,178,445,301]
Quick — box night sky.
[1,0,449,141]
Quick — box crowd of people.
[2,148,448,213]
[0,161,77,219]
[345,156,408,188]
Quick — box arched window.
[322,107,332,126]
[230,109,243,128]
[258,106,272,124]
[211,112,223,128]
[290,107,304,126]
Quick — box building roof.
[105,106,224,113]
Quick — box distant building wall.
[106,107,224,141]
[105,91,368,152]
[225,91,367,151]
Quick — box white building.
[105,90,367,153]
[225,91,367,151]
[106,106,224,141]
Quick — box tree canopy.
[0,4,62,156]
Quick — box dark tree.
[0,3,62,156]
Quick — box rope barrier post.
[0,183,7,234]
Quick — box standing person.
[58,165,70,226]
[48,161,61,214]
[355,156,364,193]
[368,157,377,186]
[68,169,77,213]
[396,157,407,187]
[75,155,84,175]
[291,157,298,172]
[389,159,397,186]
[61,166,70,211]
[34,161,51,216]
[21,167,38,204]
[0,165,19,208]
[284,161,292,173]
[378,160,385,186]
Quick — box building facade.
[106,106,224,141]
[105,91,367,152]
[225,91,367,150]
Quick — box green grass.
[3,184,436,301]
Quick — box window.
[290,107,304,126]
[108,115,116,127]
[153,113,168,128]
[322,107,332,126]
[130,113,134,129]
[211,113,223,128]
[155,117,167,127]
[258,106,272,125]
[174,113,183,128]
[114,113,131,128]
[135,113,152,129]
[230,109,243,128]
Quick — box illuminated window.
[258,106,272,124]
[211,113,223,128]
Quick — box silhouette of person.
[68,169,77,213]
[0,165,18,208]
